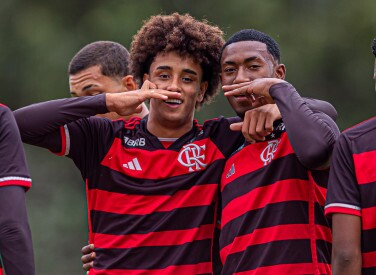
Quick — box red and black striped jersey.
[0,104,32,189]
[220,121,332,275]
[325,116,376,274]
[57,115,242,274]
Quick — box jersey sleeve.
[0,104,31,189]
[325,133,361,217]
[270,82,340,170]
[13,95,118,179]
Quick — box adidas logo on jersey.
[123,158,142,171]
[226,164,235,178]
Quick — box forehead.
[221,41,272,63]
[150,52,202,76]
[69,65,103,85]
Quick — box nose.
[233,67,250,84]
[166,76,181,92]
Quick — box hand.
[230,104,281,143]
[81,244,95,272]
[106,80,181,116]
[223,78,286,104]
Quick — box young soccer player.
[0,104,35,275]
[68,40,148,119]
[325,38,376,275]
[219,29,340,274]
[14,13,246,274]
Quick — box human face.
[221,41,285,116]
[145,51,207,136]
[69,65,124,97]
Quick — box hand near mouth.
[223,78,286,104]
[106,80,182,116]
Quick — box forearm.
[14,94,108,147]
[0,187,35,275]
[270,82,340,169]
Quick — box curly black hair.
[68,41,130,78]
[130,13,224,108]
[220,29,281,63]
[372,38,376,57]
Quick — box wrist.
[105,93,116,112]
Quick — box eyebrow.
[156,66,198,76]
[223,56,261,65]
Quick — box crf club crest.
[260,139,280,166]
[178,143,207,172]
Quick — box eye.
[89,90,103,96]
[182,77,193,83]
[249,64,261,70]
[159,73,170,79]
[224,67,236,73]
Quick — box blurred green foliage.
[1,0,375,274]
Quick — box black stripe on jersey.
[222,239,313,275]
[220,201,309,248]
[91,203,215,235]
[222,155,308,207]
[94,239,212,270]
[363,267,376,275]
[315,202,331,227]
[362,228,376,253]
[310,169,329,189]
[316,239,332,264]
[359,183,376,208]
[89,162,224,195]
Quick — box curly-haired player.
[15,13,245,274]
[130,12,223,109]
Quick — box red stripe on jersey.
[220,224,332,263]
[353,150,376,184]
[363,251,376,268]
[0,267,3,275]
[221,179,309,227]
[232,262,331,275]
[325,206,361,217]
[362,206,376,230]
[88,184,217,215]
[221,133,294,191]
[89,262,212,275]
[52,126,66,156]
[0,179,31,189]
[93,224,214,249]
[101,137,225,179]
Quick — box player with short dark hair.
[68,40,148,119]
[0,104,35,275]
[325,38,376,275]
[14,13,246,274]
[219,29,339,274]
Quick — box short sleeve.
[0,105,31,189]
[325,133,361,217]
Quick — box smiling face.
[145,51,207,137]
[221,41,285,116]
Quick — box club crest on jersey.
[178,143,207,172]
[260,139,280,166]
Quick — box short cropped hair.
[221,29,281,63]
[372,38,376,57]
[68,41,130,78]
[130,13,224,108]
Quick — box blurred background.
[1,0,375,274]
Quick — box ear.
[275,64,286,80]
[121,75,137,91]
[143,73,149,83]
[197,81,208,103]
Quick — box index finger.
[143,89,182,100]
[222,82,253,92]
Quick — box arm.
[0,105,34,274]
[269,82,340,169]
[331,214,361,275]
[0,187,35,275]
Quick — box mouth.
[164,99,183,105]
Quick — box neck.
[146,117,193,138]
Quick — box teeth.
[165,99,182,104]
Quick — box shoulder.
[342,116,376,140]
